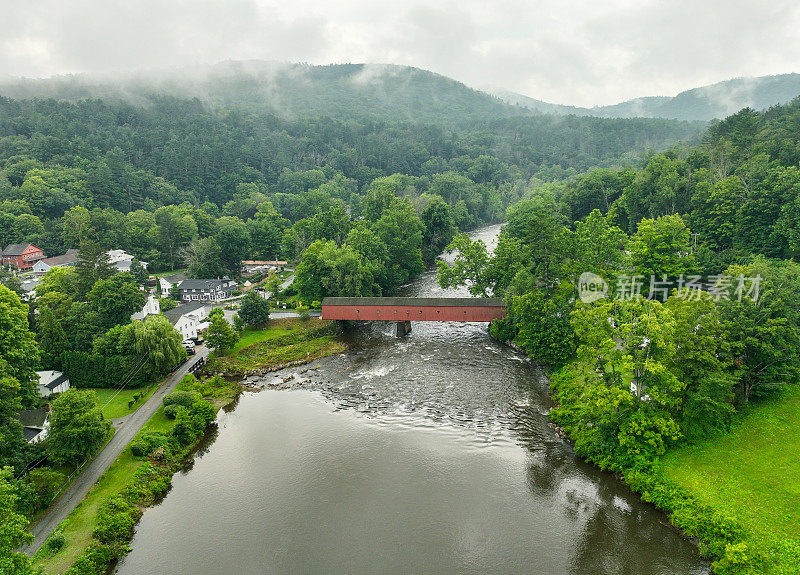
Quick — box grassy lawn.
[230,321,305,353]
[208,318,343,376]
[662,385,800,551]
[92,385,157,420]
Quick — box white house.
[36,370,71,397]
[131,294,161,321]
[32,249,79,274]
[19,276,41,301]
[163,301,209,341]
[17,409,49,443]
[107,249,147,273]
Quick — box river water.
[116,225,708,575]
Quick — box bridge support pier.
[396,321,412,337]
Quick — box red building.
[1,243,45,270]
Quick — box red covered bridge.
[321,297,506,336]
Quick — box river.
[116,224,708,575]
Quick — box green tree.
[154,206,197,270]
[0,267,22,296]
[436,233,492,296]
[35,267,79,299]
[505,194,573,285]
[239,291,270,327]
[0,467,36,575]
[129,258,149,285]
[372,197,424,291]
[508,286,576,368]
[184,237,226,279]
[573,209,628,280]
[266,273,282,296]
[61,206,94,247]
[0,376,30,472]
[75,240,115,299]
[719,258,800,402]
[295,240,379,301]
[130,314,187,377]
[419,194,456,262]
[215,216,251,276]
[206,308,238,352]
[46,390,111,466]
[87,273,146,330]
[0,285,39,407]
[628,214,695,278]
[36,306,70,369]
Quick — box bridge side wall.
[321,305,506,322]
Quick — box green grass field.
[91,385,157,420]
[209,318,343,376]
[230,323,299,353]
[662,385,800,555]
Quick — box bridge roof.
[321,297,505,307]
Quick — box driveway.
[23,345,212,555]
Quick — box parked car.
[183,340,196,355]
[191,335,204,345]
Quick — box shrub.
[44,529,66,554]
[93,495,141,544]
[163,404,184,420]
[130,432,169,457]
[65,542,122,575]
[28,467,66,512]
[163,390,199,409]
[189,400,217,428]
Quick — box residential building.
[36,370,71,397]
[159,273,188,295]
[175,278,237,302]
[17,409,50,443]
[163,301,209,341]
[107,249,147,273]
[32,249,80,274]
[1,243,45,270]
[19,276,40,301]
[131,294,161,321]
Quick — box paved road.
[23,346,212,555]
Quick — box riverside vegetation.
[203,318,345,378]
[437,100,800,573]
[31,373,240,575]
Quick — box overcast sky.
[2,0,799,106]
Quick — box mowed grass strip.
[92,385,158,420]
[662,384,800,542]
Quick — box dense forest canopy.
[0,76,700,271]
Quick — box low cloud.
[0,0,798,106]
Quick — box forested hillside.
[438,98,800,573]
[0,87,699,271]
[0,62,530,126]
[499,73,800,121]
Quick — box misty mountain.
[0,61,534,127]
[496,73,800,121]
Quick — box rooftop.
[163,300,209,324]
[37,370,69,390]
[17,409,48,429]
[37,249,79,267]
[2,243,35,256]
[177,278,235,290]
